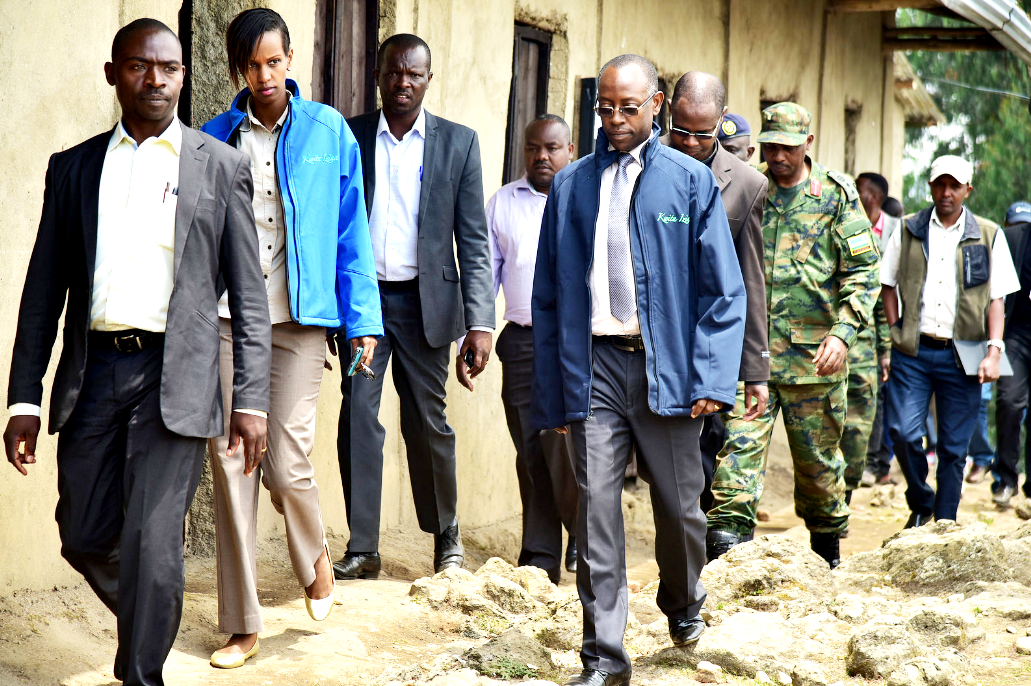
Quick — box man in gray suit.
[664,72,770,553]
[3,20,270,686]
[333,34,494,579]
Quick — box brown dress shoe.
[966,464,988,484]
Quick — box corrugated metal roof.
[940,0,1031,65]
[894,52,946,126]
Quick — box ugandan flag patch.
[847,232,874,256]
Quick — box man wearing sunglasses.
[706,102,881,569]
[663,72,769,552]
[532,54,745,686]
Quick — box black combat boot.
[810,532,840,569]
[705,528,741,562]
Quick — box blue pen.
[419,165,423,181]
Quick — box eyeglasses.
[669,121,721,140]
[595,91,658,118]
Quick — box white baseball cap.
[928,155,973,185]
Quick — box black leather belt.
[89,329,165,353]
[594,335,645,352]
[920,334,952,350]
[378,278,419,292]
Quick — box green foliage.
[480,656,539,680]
[898,5,1031,221]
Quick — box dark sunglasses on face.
[594,91,658,118]
[669,121,721,141]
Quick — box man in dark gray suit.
[664,72,770,556]
[3,20,270,686]
[333,34,494,580]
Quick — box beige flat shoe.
[305,542,335,621]
[210,637,259,669]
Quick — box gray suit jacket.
[347,109,494,348]
[8,123,271,437]
[709,144,771,382]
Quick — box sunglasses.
[669,121,721,141]
[594,91,658,119]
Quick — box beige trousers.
[209,319,328,634]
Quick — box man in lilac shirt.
[458,115,576,582]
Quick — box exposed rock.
[628,580,663,625]
[700,535,835,610]
[651,609,830,678]
[1002,538,1031,586]
[756,670,773,684]
[846,615,920,678]
[1015,636,1031,655]
[904,607,984,648]
[881,522,1011,593]
[791,660,829,686]
[742,595,782,612]
[531,596,584,651]
[1003,520,1031,541]
[830,593,902,625]
[1016,498,1031,521]
[960,583,1031,620]
[785,613,851,646]
[776,670,792,685]
[463,627,553,679]
[473,558,562,605]
[481,574,537,614]
[886,657,953,686]
[695,660,724,683]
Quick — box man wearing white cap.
[879,155,1020,527]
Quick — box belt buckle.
[113,334,142,353]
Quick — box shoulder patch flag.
[847,232,874,257]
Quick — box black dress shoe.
[810,532,840,569]
[904,512,931,529]
[333,552,381,580]
[434,521,464,572]
[565,537,577,574]
[563,668,632,686]
[993,485,1016,507]
[669,615,705,646]
[705,528,741,562]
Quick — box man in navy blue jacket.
[531,55,746,686]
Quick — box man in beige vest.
[880,155,1019,527]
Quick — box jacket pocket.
[962,244,990,289]
[195,309,219,333]
[789,326,828,346]
[443,266,460,282]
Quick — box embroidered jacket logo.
[657,212,690,225]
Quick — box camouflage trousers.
[707,381,850,536]
[841,365,879,491]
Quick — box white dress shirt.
[218,96,292,324]
[590,138,648,336]
[880,207,1020,338]
[369,109,425,281]
[486,176,549,327]
[91,118,181,333]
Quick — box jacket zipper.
[278,109,301,320]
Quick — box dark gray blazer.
[7,123,271,438]
[346,109,494,348]
[710,143,771,382]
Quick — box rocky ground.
[3,430,1031,686]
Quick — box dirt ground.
[1,423,1028,686]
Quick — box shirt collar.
[515,175,549,198]
[239,93,292,133]
[109,117,182,155]
[377,108,427,143]
[930,206,967,232]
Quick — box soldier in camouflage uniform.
[706,102,881,568]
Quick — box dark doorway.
[313,0,378,117]
[503,23,552,184]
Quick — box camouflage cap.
[757,102,812,146]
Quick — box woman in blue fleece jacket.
[200,8,383,669]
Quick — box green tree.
[900,5,1031,222]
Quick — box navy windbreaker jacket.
[530,125,746,429]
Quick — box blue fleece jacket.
[530,125,746,429]
[202,80,382,338]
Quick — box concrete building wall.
[0,0,905,595]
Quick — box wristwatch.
[987,339,1006,352]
